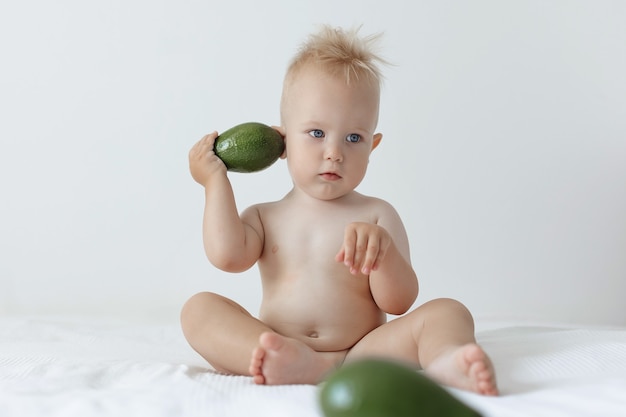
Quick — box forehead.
[281,66,381,133]
[282,65,380,115]
[286,64,378,95]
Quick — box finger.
[191,132,217,154]
[371,242,388,272]
[202,131,219,149]
[351,232,370,275]
[361,237,380,275]
[335,247,345,263]
[341,228,357,269]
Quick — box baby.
[182,25,498,396]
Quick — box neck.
[285,187,360,207]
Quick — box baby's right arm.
[189,132,264,272]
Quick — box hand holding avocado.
[190,122,285,186]
[213,122,285,173]
[189,131,226,186]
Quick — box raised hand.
[335,222,391,276]
[189,131,226,186]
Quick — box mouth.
[319,172,342,181]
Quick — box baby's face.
[281,66,381,201]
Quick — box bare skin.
[181,65,498,395]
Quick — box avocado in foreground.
[319,358,482,417]
[214,122,284,173]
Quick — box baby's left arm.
[335,201,418,315]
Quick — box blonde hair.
[280,25,387,121]
[286,25,386,86]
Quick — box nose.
[324,141,343,162]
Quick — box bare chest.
[263,219,342,271]
[260,207,375,268]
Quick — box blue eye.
[346,133,361,143]
[309,129,324,138]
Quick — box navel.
[307,331,319,338]
[271,245,279,254]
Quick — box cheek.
[286,144,305,163]
[286,145,314,175]
[287,139,317,162]
[351,149,372,169]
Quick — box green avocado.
[214,122,284,173]
[319,358,482,417]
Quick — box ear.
[272,125,288,159]
[371,133,383,151]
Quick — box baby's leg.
[346,298,498,396]
[180,292,271,375]
[180,292,344,384]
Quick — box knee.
[181,291,217,316]
[423,298,474,320]
[180,292,221,335]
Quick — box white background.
[1,0,624,325]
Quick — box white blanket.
[1,317,625,417]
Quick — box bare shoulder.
[240,199,285,225]
[242,199,283,215]
[354,193,404,223]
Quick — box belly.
[259,288,386,352]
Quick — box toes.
[250,346,265,368]
[479,381,498,396]
[249,346,266,380]
[253,373,266,385]
[477,380,491,395]
[251,345,265,361]
[463,345,498,395]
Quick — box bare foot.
[425,343,498,396]
[249,332,341,385]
